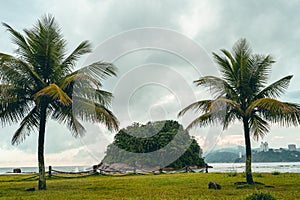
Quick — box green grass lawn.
[0,172,299,199]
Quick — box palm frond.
[60,72,102,90]
[212,52,237,85]
[222,109,238,130]
[181,97,242,130]
[2,22,33,59]
[178,100,211,117]
[24,14,66,81]
[61,40,92,69]
[0,86,32,126]
[256,75,293,99]
[247,98,300,126]
[185,108,230,130]
[51,104,86,137]
[210,97,243,115]
[232,39,252,91]
[194,75,237,98]
[80,61,117,81]
[72,97,119,131]
[71,87,113,107]
[249,54,274,86]
[204,97,243,128]
[232,38,252,66]
[60,72,113,106]
[11,107,39,145]
[34,84,72,106]
[249,114,270,141]
[185,113,214,130]
[242,54,275,101]
[66,115,86,137]
[80,89,113,106]
[0,53,45,88]
[221,49,236,66]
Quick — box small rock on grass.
[208,181,221,189]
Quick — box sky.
[1,0,300,167]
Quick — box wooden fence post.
[93,165,98,173]
[48,166,52,177]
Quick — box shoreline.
[1,162,300,174]
[1,172,300,176]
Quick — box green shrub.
[245,192,276,200]
[271,171,280,175]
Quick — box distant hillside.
[205,147,300,163]
[204,146,244,163]
[236,149,300,162]
[102,120,205,169]
[205,152,239,163]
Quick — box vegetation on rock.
[102,120,205,169]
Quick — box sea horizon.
[0,165,92,174]
[1,162,300,174]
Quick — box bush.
[271,171,280,175]
[245,192,276,200]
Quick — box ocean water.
[0,165,92,175]
[1,162,300,174]
[206,162,300,173]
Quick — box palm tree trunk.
[243,117,254,184]
[38,104,47,190]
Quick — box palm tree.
[178,39,300,184]
[0,15,119,190]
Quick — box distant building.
[260,142,269,152]
[288,144,297,151]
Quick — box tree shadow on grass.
[234,182,275,189]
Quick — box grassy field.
[0,172,299,199]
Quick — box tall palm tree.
[178,39,300,184]
[0,15,119,190]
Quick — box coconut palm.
[0,15,119,190]
[178,39,300,184]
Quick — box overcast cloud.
[1,0,300,167]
